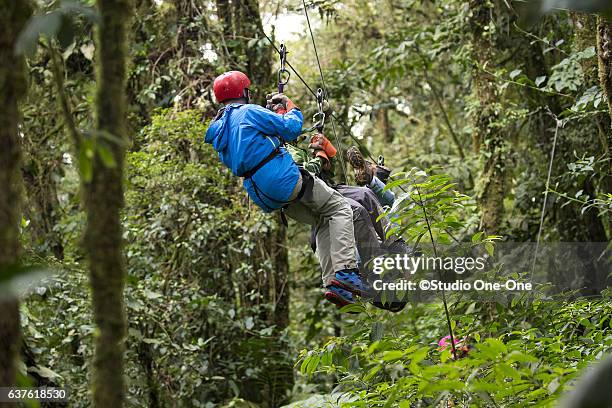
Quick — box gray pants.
[285,173,357,286]
[345,197,386,273]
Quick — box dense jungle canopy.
[0,0,611,407]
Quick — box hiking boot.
[324,285,355,308]
[375,165,392,183]
[346,146,374,186]
[330,269,368,297]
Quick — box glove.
[265,92,297,113]
[265,93,277,111]
[309,134,337,158]
[316,151,331,172]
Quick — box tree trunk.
[216,0,233,39]
[233,0,272,96]
[557,13,610,295]
[377,107,393,143]
[570,13,609,243]
[85,0,132,406]
[272,218,290,330]
[596,16,612,237]
[21,153,65,260]
[469,0,507,235]
[0,0,32,396]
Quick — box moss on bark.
[469,0,507,234]
[596,16,612,238]
[84,0,132,406]
[0,0,32,395]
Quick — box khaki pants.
[285,173,357,286]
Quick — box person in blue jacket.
[205,71,367,307]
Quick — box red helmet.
[213,71,251,103]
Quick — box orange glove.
[265,92,297,114]
[315,150,331,172]
[309,134,337,158]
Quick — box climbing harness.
[242,144,313,214]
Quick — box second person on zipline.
[205,70,367,307]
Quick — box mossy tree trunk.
[0,0,32,396]
[469,0,508,235]
[569,13,609,244]
[0,0,33,392]
[233,0,272,98]
[552,13,609,295]
[85,0,132,406]
[596,15,612,237]
[21,139,65,260]
[216,0,233,40]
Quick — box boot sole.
[330,278,370,298]
[324,291,353,308]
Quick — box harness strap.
[241,146,281,179]
[246,160,314,212]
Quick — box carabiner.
[314,88,326,132]
[316,88,325,111]
[278,43,291,93]
[313,112,326,132]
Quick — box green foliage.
[295,296,612,407]
[291,169,609,407]
[16,1,612,407]
[547,47,596,93]
[384,168,476,246]
[23,109,294,407]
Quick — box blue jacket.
[205,103,304,212]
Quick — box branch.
[46,41,83,150]
[414,48,466,160]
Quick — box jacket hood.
[205,104,244,151]
[205,110,228,151]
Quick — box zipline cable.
[301,0,348,183]
[253,22,319,98]
[246,9,378,163]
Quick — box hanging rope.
[301,0,348,183]
[415,186,458,360]
[530,108,562,279]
